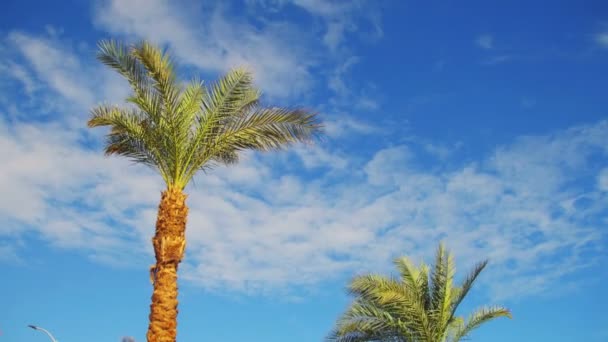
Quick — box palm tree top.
[329,243,511,342]
[88,40,322,190]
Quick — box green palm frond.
[394,256,420,289]
[96,40,162,122]
[200,68,258,132]
[89,40,321,190]
[176,79,205,121]
[419,264,431,311]
[449,260,488,322]
[394,257,431,314]
[347,274,430,340]
[183,106,319,180]
[88,105,170,181]
[426,243,453,340]
[330,301,415,342]
[328,244,510,342]
[131,41,180,112]
[449,306,512,342]
[179,68,262,180]
[218,107,319,151]
[430,243,447,312]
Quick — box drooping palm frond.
[329,300,416,342]
[88,105,169,177]
[328,244,511,342]
[131,41,180,113]
[448,306,512,342]
[96,40,162,122]
[448,260,488,323]
[182,106,319,180]
[89,40,321,190]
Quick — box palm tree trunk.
[146,189,188,342]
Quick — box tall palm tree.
[328,243,511,342]
[88,40,321,342]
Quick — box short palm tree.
[88,40,321,342]
[329,243,511,342]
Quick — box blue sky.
[1,0,607,341]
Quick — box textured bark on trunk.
[147,189,188,342]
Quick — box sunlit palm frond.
[449,260,488,322]
[220,107,320,149]
[394,257,431,312]
[394,256,419,289]
[449,306,512,342]
[90,40,321,190]
[328,244,510,342]
[426,243,452,340]
[184,106,319,179]
[199,68,258,135]
[347,274,430,340]
[348,275,409,314]
[88,105,169,180]
[430,243,447,312]
[131,41,180,113]
[419,264,431,311]
[96,40,162,122]
[330,301,414,342]
[176,79,205,123]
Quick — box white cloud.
[476,34,494,49]
[423,142,460,160]
[481,55,512,66]
[323,114,377,138]
[324,21,349,51]
[364,145,413,186]
[1,31,130,126]
[248,0,381,51]
[7,32,95,109]
[0,242,22,264]
[292,144,349,170]
[0,118,162,252]
[0,62,37,95]
[1,27,606,302]
[327,56,381,111]
[521,97,537,109]
[2,110,606,298]
[598,168,608,191]
[596,32,608,48]
[356,96,379,111]
[93,0,316,99]
[328,56,359,97]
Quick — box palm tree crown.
[329,243,511,342]
[89,40,320,190]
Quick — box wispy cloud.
[323,114,378,138]
[327,56,359,97]
[521,97,537,109]
[1,11,606,302]
[598,168,608,191]
[481,54,513,66]
[595,32,608,48]
[91,0,379,99]
[423,142,461,160]
[7,32,95,109]
[247,0,382,51]
[2,73,605,298]
[93,0,317,99]
[476,34,494,49]
[1,31,129,125]
[327,56,382,112]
